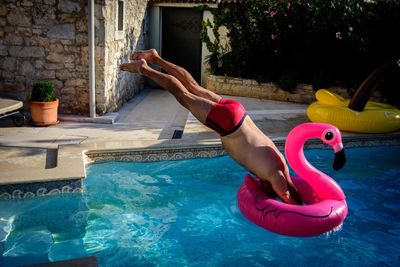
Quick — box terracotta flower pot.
[29,98,59,126]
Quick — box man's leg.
[131,49,222,103]
[120,59,214,124]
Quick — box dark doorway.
[161,7,202,83]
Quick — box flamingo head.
[320,125,346,170]
[286,122,347,171]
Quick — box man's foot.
[119,59,147,74]
[130,49,159,64]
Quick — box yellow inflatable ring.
[307,89,400,133]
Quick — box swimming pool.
[1,146,399,266]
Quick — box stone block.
[0,18,6,27]
[60,40,73,45]
[34,60,45,69]
[5,33,24,45]
[47,24,75,40]
[4,26,14,33]
[33,5,56,25]
[64,45,79,53]
[231,85,243,95]
[44,0,56,5]
[210,80,218,89]
[21,0,33,7]
[64,78,86,87]
[58,0,81,13]
[19,61,34,76]
[32,28,42,35]
[75,34,87,45]
[16,27,32,37]
[1,57,16,71]
[329,86,350,98]
[46,53,65,63]
[232,78,243,84]
[26,80,35,91]
[44,63,64,70]
[243,79,253,85]
[215,82,223,91]
[6,8,31,27]
[75,65,86,72]
[1,70,15,80]
[217,77,226,83]
[58,13,76,24]
[49,79,63,90]
[56,69,75,80]
[96,104,107,115]
[9,46,45,57]
[75,20,87,33]
[64,54,75,63]
[15,75,25,82]
[49,43,64,53]
[61,86,75,95]
[0,45,8,56]
[37,70,56,79]
[222,83,231,90]
[208,75,216,81]
[1,82,20,92]
[64,63,75,69]
[0,5,8,17]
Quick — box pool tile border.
[85,146,226,164]
[85,135,400,165]
[0,179,82,200]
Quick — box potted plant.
[29,80,59,126]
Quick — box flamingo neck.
[284,123,345,201]
[285,134,321,178]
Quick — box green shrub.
[278,70,299,92]
[312,71,333,91]
[200,0,400,102]
[31,80,57,102]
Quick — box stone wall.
[99,0,149,114]
[0,0,149,115]
[206,75,320,104]
[0,0,90,114]
[206,75,385,104]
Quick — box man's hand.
[262,170,302,204]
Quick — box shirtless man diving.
[120,49,301,204]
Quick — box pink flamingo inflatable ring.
[237,122,348,237]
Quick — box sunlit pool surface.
[1,146,399,266]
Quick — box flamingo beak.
[333,148,346,170]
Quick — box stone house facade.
[0,0,149,116]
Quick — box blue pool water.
[1,146,399,267]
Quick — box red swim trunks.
[205,98,247,136]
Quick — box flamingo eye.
[324,131,334,141]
